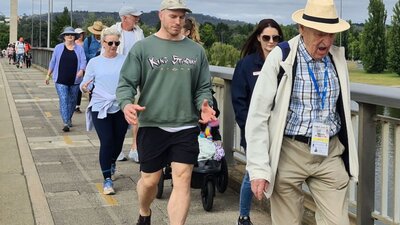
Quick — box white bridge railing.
[209,65,400,225]
[32,49,400,225]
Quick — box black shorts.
[137,127,200,173]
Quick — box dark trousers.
[76,90,82,106]
[91,110,129,179]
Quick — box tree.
[387,0,400,75]
[199,22,217,48]
[281,24,298,41]
[51,7,78,47]
[360,0,387,73]
[208,42,240,67]
[215,22,230,43]
[228,33,247,50]
[0,23,9,49]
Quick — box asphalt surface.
[0,58,271,225]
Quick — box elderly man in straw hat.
[84,21,107,62]
[245,0,359,224]
[111,5,145,163]
[116,0,216,224]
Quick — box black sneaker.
[62,125,70,132]
[136,211,151,225]
[74,107,82,113]
[238,216,253,225]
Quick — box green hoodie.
[117,35,213,127]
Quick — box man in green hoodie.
[116,1,216,224]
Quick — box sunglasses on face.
[65,34,75,37]
[261,35,281,43]
[104,41,120,46]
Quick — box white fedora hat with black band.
[292,0,350,33]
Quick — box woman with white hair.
[80,27,129,195]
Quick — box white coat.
[245,35,359,198]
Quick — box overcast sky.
[0,0,398,25]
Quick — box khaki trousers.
[270,136,350,225]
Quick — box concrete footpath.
[0,58,271,225]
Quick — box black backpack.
[271,41,293,110]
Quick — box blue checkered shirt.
[284,38,341,137]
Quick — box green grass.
[348,61,400,87]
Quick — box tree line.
[2,0,400,76]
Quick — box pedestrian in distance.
[75,28,85,46]
[74,27,86,113]
[111,5,145,163]
[45,27,87,132]
[231,18,284,225]
[80,27,129,195]
[7,44,15,65]
[116,0,216,224]
[181,17,202,44]
[245,0,359,224]
[84,21,106,62]
[15,37,25,68]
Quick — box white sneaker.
[128,149,139,162]
[117,152,127,161]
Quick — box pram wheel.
[201,179,215,211]
[216,157,228,193]
[156,171,164,199]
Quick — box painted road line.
[95,183,118,206]
[63,135,73,145]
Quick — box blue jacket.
[231,52,264,149]
[83,35,101,62]
[48,43,87,85]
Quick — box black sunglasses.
[261,35,281,43]
[104,41,120,46]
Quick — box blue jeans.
[239,171,252,216]
[91,111,129,179]
[55,83,79,125]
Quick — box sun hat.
[160,0,192,13]
[59,26,78,39]
[119,5,143,17]
[74,28,85,34]
[292,0,350,33]
[88,21,107,35]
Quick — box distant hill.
[50,10,249,27]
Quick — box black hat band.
[303,14,339,24]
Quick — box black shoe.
[75,107,82,113]
[62,125,70,132]
[136,211,151,225]
[238,216,253,225]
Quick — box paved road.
[0,58,271,225]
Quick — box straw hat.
[292,0,349,33]
[88,21,107,35]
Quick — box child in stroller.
[156,91,229,211]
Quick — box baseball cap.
[119,5,143,17]
[160,0,192,13]
[74,28,84,34]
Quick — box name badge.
[310,122,330,156]
[253,71,261,76]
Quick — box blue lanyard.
[307,59,328,110]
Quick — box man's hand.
[251,179,269,200]
[199,99,217,124]
[123,103,146,125]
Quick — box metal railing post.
[357,103,376,225]
[222,79,235,165]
